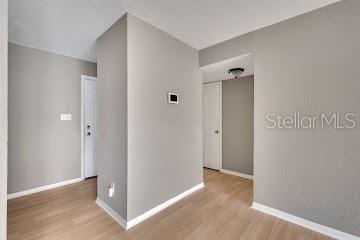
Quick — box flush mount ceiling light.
[228,68,244,78]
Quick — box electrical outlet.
[109,183,115,198]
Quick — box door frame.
[81,75,97,180]
[0,0,8,238]
[203,81,222,170]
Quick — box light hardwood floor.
[8,169,332,240]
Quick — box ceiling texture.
[9,0,340,63]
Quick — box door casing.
[0,0,8,238]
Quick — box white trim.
[96,183,204,230]
[219,81,223,170]
[0,0,8,238]
[251,202,360,240]
[81,75,97,180]
[95,198,127,229]
[7,178,82,200]
[81,75,97,81]
[126,182,205,229]
[220,169,253,180]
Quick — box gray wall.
[8,43,97,194]
[200,0,360,236]
[126,14,203,220]
[97,15,128,219]
[0,0,8,238]
[222,76,254,176]
[199,32,253,67]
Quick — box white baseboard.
[127,182,204,229]
[96,197,127,229]
[7,178,83,200]
[251,202,360,240]
[220,169,253,180]
[96,183,204,230]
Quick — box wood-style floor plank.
[8,169,333,240]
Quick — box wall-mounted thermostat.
[168,92,179,104]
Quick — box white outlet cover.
[109,183,115,198]
[60,114,72,121]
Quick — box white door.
[84,78,97,178]
[203,82,222,170]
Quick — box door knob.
[87,132,91,136]
[214,130,219,134]
[87,125,91,129]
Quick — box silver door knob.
[214,130,219,134]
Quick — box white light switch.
[60,114,72,121]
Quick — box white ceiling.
[9,0,340,62]
[202,54,254,83]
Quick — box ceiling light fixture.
[228,68,244,78]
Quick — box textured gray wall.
[0,0,8,238]
[96,15,128,219]
[200,1,360,236]
[8,43,96,194]
[127,14,203,220]
[222,76,254,176]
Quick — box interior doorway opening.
[201,54,254,181]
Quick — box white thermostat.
[168,92,179,104]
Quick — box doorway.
[81,75,97,179]
[201,54,254,179]
[203,81,222,170]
